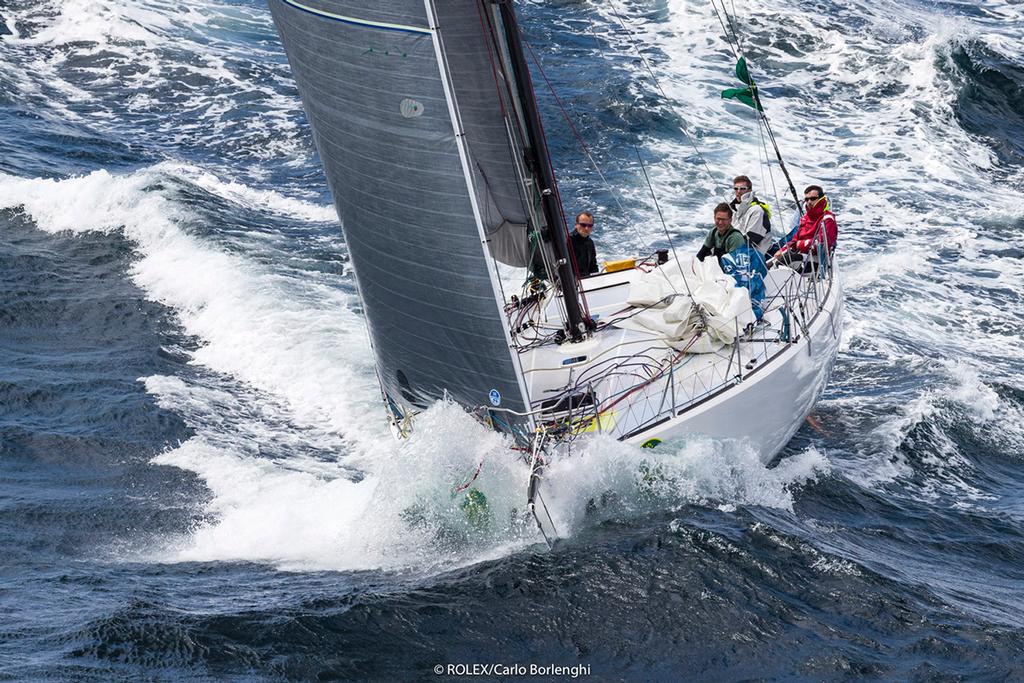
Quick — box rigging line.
[721,0,746,61]
[756,106,786,232]
[510,40,592,324]
[709,0,779,210]
[604,0,719,188]
[742,57,784,235]
[522,40,628,217]
[522,40,629,222]
[730,13,770,216]
[478,3,569,284]
[462,6,537,330]
[522,38,656,258]
[729,0,744,56]
[708,0,740,61]
[758,107,801,210]
[754,136,774,239]
[710,0,802,211]
[474,4,565,317]
[633,144,700,301]
[495,6,591,337]
[711,0,785,215]
[511,31,594,323]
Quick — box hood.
[733,191,754,218]
[804,195,831,222]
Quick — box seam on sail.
[276,0,432,35]
[421,0,535,420]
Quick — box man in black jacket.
[568,211,598,277]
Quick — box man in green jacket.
[696,202,745,265]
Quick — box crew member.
[568,211,598,277]
[696,203,745,266]
[770,185,838,272]
[730,175,772,254]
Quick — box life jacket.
[752,198,772,220]
[712,227,745,257]
[732,193,773,254]
[753,200,770,222]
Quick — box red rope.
[454,459,485,494]
[518,36,592,320]
[475,2,513,121]
[596,341,694,416]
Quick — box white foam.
[151,403,534,572]
[945,361,1001,423]
[153,439,378,569]
[3,0,1022,575]
[629,0,1024,428]
[148,400,830,572]
[0,168,543,571]
[828,356,1009,502]
[0,166,380,449]
[178,166,337,223]
[587,0,1023,505]
[543,436,830,535]
[0,0,307,163]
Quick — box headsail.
[433,2,538,268]
[268,0,575,432]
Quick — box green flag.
[735,56,754,85]
[721,57,763,111]
[721,86,761,110]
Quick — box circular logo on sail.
[400,98,424,118]
[488,389,501,406]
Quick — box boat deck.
[513,262,837,444]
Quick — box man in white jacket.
[729,175,772,255]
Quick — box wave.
[943,40,1024,166]
[824,359,1017,498]
[149,404,828,573]
[0,164,378,443]
[0,163,826,572]
[0,0,1019,584]
[0,0,307,170]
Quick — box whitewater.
[1,0,1022,679]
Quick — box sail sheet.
[268,0,537,422]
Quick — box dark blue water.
[2,0,1023,680]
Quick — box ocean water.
[1,0,1023,680]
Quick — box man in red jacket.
[770,185,837,272]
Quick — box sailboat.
[267,0,842,542]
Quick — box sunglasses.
[577,222,594,228]
[804,195,821,202]
[733,186,750,192]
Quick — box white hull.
[516,258,844,465]
[623,273,843,462]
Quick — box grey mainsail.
[268,0,562,428]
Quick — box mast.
[266,0,591,436]
[495,1,589,341]
[267,0,536,431]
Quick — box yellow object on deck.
[573,411,617,435]
[603,258,636,273]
